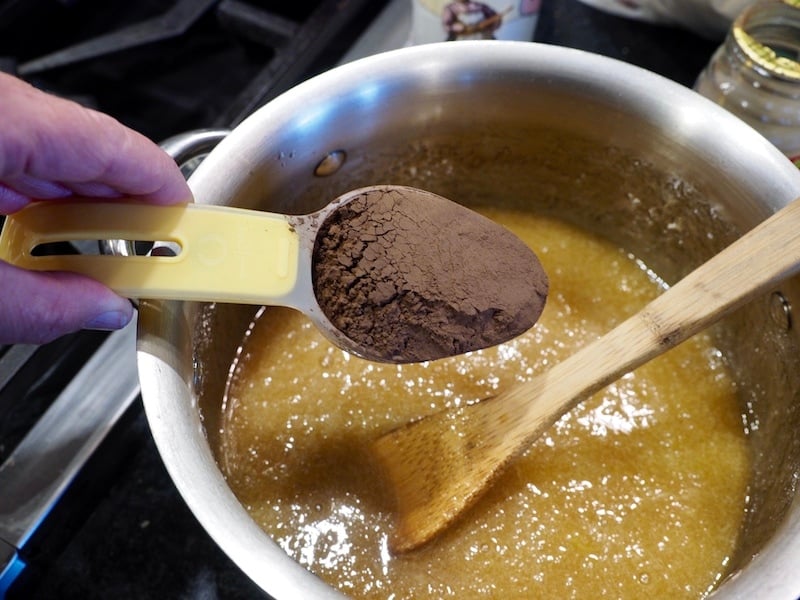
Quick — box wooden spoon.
[372,195,800,553]
[0,185,547,364]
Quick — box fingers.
[0,73,189,344]
[0,72,191,208]
[0,183,41,213]
[0,261,134,345]
[0,177,71,212]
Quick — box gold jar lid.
[733,0,800,81]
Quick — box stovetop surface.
[1,1,718,597]
[0,0,389,140]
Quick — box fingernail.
[84,310,132,331]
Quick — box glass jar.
[694,0,800,164]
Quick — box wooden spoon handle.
[508,196,800,435]
[376,196,800,554]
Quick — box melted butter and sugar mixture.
[220,210,750,598]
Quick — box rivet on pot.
[769,291,792,331]
[314,149,346,177]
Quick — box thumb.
[0,261,134,345]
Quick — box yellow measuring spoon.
[0,185,548,364]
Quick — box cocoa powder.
[312,186,548,363]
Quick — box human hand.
[0,72,192,344]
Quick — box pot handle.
[159,128,230,168]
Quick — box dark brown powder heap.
[312,186,548,363]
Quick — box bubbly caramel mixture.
[220,211,750,599]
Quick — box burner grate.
[1,0,389,140]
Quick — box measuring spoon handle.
[0,201,301,305]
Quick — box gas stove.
[0,0,394,140]
[0,2,717,598]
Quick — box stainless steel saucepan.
[136,41,800,599]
